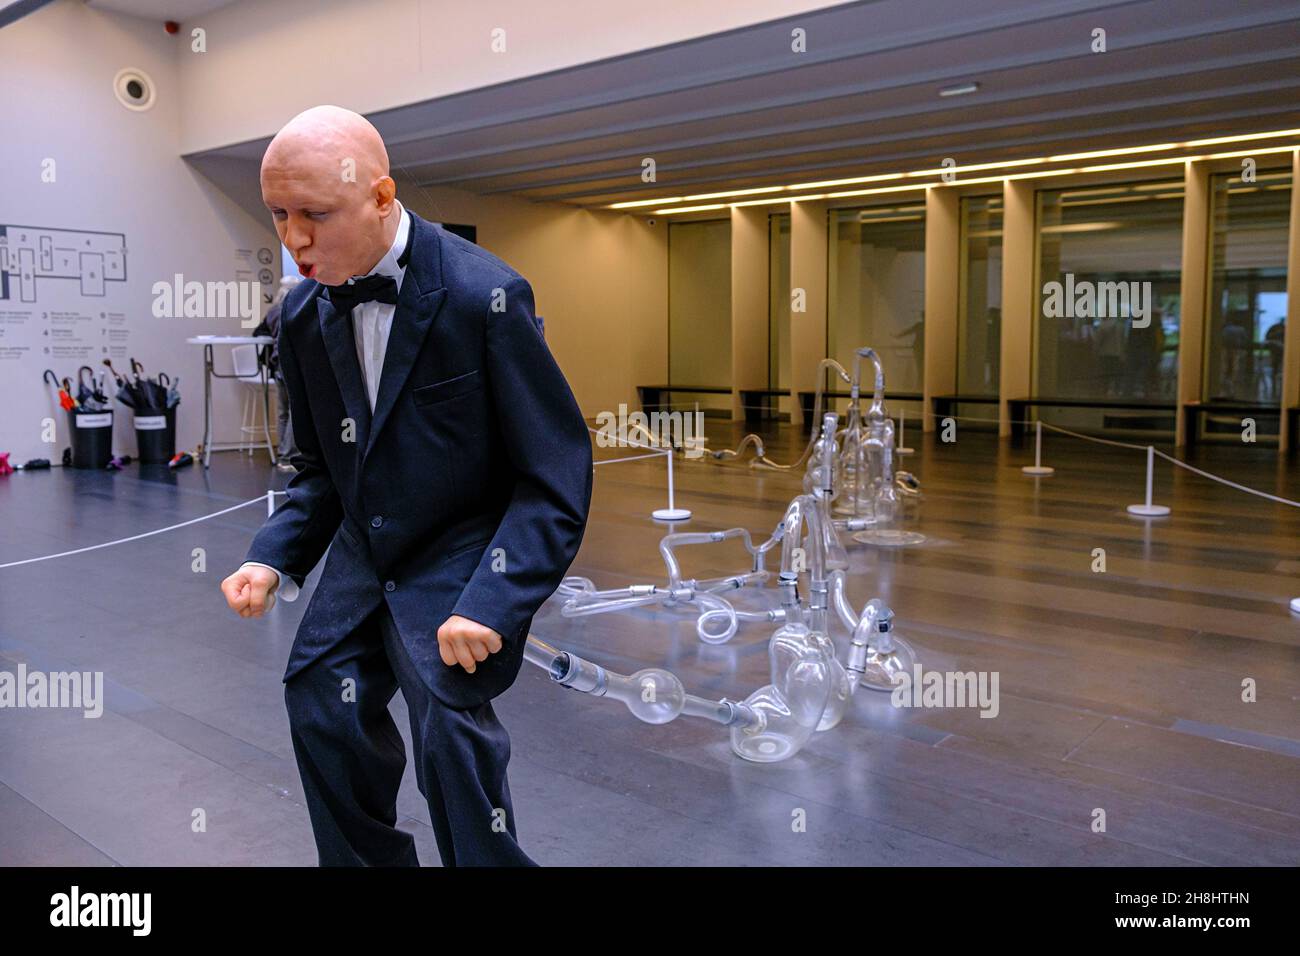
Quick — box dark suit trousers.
[283,601,538,866]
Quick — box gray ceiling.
[191,0,1300,209]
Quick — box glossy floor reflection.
[2,421,1299,865]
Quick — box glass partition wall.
[827,203,926,422]
[1032,180,1184,434]
[663,168,1295,442]
[768,212,792,418]
[957,196,1003,417]
[668,218,732,415]
[1201,168,1292,439]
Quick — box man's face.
[261,152,390,287]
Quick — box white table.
[186,335,275,468]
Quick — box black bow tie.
[325,273,399,314]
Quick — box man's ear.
[375,176,397,213]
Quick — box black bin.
[133,406,177,464]
[68,408,114,469]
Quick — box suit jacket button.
[371,516,384,528]
[384,580,396,592]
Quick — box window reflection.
[769,213,791,416]
[1204,170,1291,406]
[827,204,926,395]
[958,195,1003,396]
[1034,180,1183,403]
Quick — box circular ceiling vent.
[113,67,157,112]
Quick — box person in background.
[255,274,302,471]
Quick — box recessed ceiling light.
[939,82,980,97]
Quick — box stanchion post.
[896,408,914,455]
[1022,419,1055,476]
[652,448,691,521]
[1127,446,1171,517]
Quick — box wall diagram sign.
[0,224,131,368]
[0,224,128,301]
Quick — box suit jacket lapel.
[317,295,372,455]
[363,213,448,465]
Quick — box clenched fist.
[221,564,281,618]
[437,614,503,674]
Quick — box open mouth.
[297,262,317,279]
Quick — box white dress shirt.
[240,202,412,606]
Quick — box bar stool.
[231,344,274,456]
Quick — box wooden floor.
[2,420,1299,865]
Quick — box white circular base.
[1127,504,1171,517]
[852,529,926,547]
[1022,465,1055,476]
[653,508,692,521]
[1289,597,1300,615]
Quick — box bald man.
[220,105,592,867]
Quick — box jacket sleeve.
[243,312,344,589]
[450,275,593,642]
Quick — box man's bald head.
[261,105,400,286]
[264,105,390,184]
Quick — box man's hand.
[437,614,503,673]
[221,565,280,618]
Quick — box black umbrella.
[76,366,109,410]
[131,356,168,409]
[157,372,180,410]
[149,371,168,409]
[105,358,141,409]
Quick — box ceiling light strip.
[650,144,1298,215]
[612,127,1300,212]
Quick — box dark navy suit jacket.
[245,212,593,709]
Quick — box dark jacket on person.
[254,301,284,377]
[243,211,593,709]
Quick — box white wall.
[0,0,280,464]
[175,0,848,154]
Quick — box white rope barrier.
[0,419,702,571]
[923,407,1300,519]
[0,494,273,569]
[585,424,690,521]
[1038,420,1148,451]
[1153,448,1300,509]
[9,413,1297,617]
[925,410,1022,426]
[592,451,667,466]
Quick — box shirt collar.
[346,200,411,289]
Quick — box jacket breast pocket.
[412,369,482,407]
